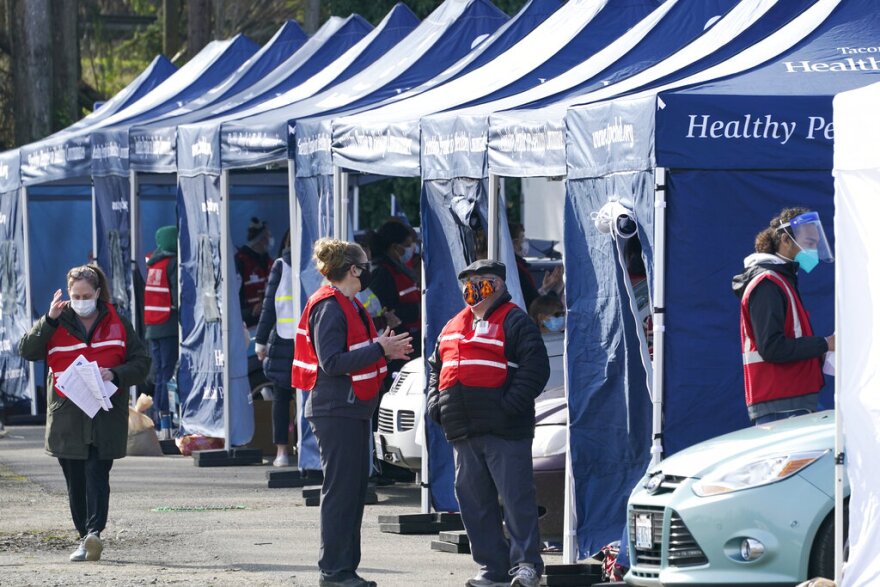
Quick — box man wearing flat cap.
[427,259,550,587]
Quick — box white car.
[375,333,565,472]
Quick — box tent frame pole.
[20,186,37,416]
[833,209,844,583]
[91,182,98,266]
[340,171,350,240]
[220,169,232,452]
[288,160,307,471]
[488,173,500,259]
[420,178,431,513]
[651,167,667,467]
[129,170,141,406]
[353,184,360,232]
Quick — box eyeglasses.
[352,262,370,272]
[69,267,97,280]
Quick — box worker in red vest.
[733,208,835,424]
[19,264,150,562]
[235,217,274,326]
[427,259,550,587]
[144,225,178,423]
[369,220,421,357]
[292,238,412,587]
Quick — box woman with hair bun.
[18,264,150,562]
[732,208,835,424]
[292,238,412,587]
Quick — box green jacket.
[18,302,151,460]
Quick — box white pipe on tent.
[220,169,232,452]
[650,167,667,468]
[833,228,844,583]
[129,170,141,406]
[561,311,576,564]
[19,186,37,416]
[420,253,431,515]
[288,160,308,474]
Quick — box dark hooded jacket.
[426,290,550,441]
[732,253,828,419]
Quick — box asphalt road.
[0,426,553,586]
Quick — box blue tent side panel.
[93,174,134,321]
[177,174,253,444]
[564,174,653,558]
[0,152,31,411]
[662,169,835,455]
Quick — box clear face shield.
[779,211,833,272]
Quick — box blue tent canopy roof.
[656,0,880,169]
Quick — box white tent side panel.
[834,81,880,587]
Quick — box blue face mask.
[543,315,565,333]
[399,244,414,264]
[795,249,820,273]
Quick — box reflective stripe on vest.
[291,285,387,400]
[144,256,173,325]
[274,260,296,339]
[46,304,128,399]
[740,269,824,406]
[438,302,517,390]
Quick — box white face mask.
[70,298,97,317]
[400,244,415,264]
[519,238,530,257]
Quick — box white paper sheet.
[55,355,117,418]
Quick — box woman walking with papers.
[19,264,150,562]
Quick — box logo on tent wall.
[92,142,129,162]
[785,50,880,73]
[685,114,833,145]
[590,117,634,151]
[226,132,283,152]
[340,130,414,157]
[27,144,87,170]
[202,200,219,214]
[494,126,564,154]
[0,162,8,180]
[111,200,129,212]
[423,132,487,157]
[0,339,11,352]
[191,137,214,158]
[297,134,332,156]
[134,137,174,157]
[0,212,6,225]
[203,385,222,401]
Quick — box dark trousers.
[272,385,292,445]
[58,445,114,538]
[309,416,371,580]
[150,337,178,413]
[453,435,544,581]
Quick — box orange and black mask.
[462,278,497,307]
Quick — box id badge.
[475,321,490,335]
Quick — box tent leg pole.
[129,171,140,407]
[288,160,306,470]
[488,173,499,259]
[562,182,577,565]
[353,185,360,233]
[340,171,350,241]
[20,186,37,416]
[833,207,844,583]
[419,180,431,513]
[650,167,667,468]
[220,170,232,452]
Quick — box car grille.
[390,371,410,393]
[378,408,394,433]
[397,410,415,431]
[629,507,708,569]
[667,511,708,567]
[630,506,664,567]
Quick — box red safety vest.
[291,285,388,400]
[237,249,272,307]
[740,270,824,406]
[46,304,127,398]
[144,256,173,325]
[380,259,421,330]
[438,302,517,390]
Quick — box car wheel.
[808,503,849,580]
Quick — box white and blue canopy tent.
[833,79,880,587]
[8,36,257,430]
[0,56,178,416]
[169,0,510,458]
[562,0,880,565]
[328,0,665,516]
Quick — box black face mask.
[357,265,372,292]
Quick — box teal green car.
[626,411,844,586]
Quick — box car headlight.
[692,450,828,497]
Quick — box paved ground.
[0,425,560,586]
